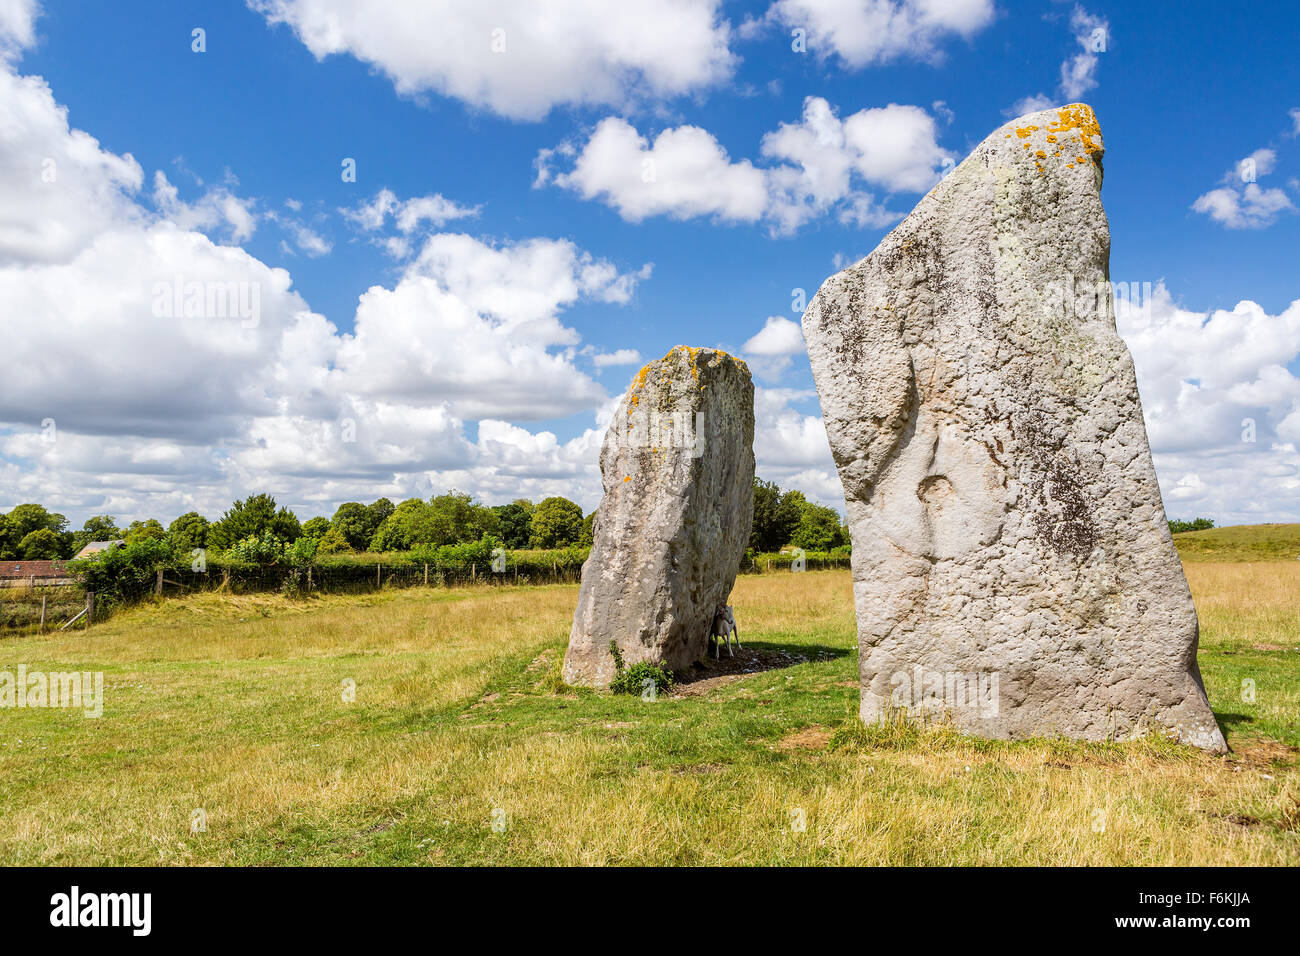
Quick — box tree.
[366,497,395,531]
[492,501,534,549]
[316,525,353,554]
[19,528,63,559]
[286,534,318,567]
[71,515,123,555]
[748,480,807,552]
[369,498,452,551]
[167,512,210,555]
[579,511,596,547]
[428,491,498,544]
[300,516,330,540]
[271,506,302,543]
[210,494,300,550]
[4,503,67,540]
[2,504,71,559]
[771,489,806,550]
[125,518,168,544]
[1169,518,1215,535]
[330,502,373,551]
[530,497,584,548]
[791,503,847,551]
[750,478,782,552]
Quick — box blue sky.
[2,0,1299,527]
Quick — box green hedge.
[57,538,852,615]
[743,548,852,572]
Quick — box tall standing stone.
[802,104,1226,752]
[563,347,755,687]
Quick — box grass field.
[0,548,1297,864]
[1173,522,1300,563]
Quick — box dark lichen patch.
[873,231,945,308]
[1013,410,1097,560]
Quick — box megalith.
[563,346,755,687]
[802,104,1226,752]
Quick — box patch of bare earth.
[1229,738,1300,769]
[774,726,834,751]
[670,647,811,697]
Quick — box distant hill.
[1172,523,1300,562]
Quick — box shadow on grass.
[671,641,850,696]
[1215,712,1255,742]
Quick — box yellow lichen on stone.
[1049,103,1102,158]
[675,345,702,383]
[626,361,652,410]
[629,346,749,412]
[1007,105,1103,177]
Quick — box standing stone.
[803,104,1226,752]
[563,347,755,687]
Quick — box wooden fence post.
[155,567,164,596]
[423,563,428,586]
[86,592,95,629]
[376,563,381,587]
[471,563,476,583]
[39,594,46,633]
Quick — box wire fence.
[0,585,91,634]
[0,547,851,633]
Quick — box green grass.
[1174,522,1300,562]
[0,567,1296,865]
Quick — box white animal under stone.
[709,605,740,659]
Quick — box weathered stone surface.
[802,104,1226,752]
[563,347,755,687]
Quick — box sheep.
[709,605,741,659]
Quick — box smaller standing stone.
[563,347,755,687]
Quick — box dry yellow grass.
[0,567,1295,865]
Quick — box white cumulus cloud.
[0,17,650,523]
[1192,149,1295,229]
[248,0,736,121]
[545,117,770,224]
[768,0,996,68]
[541,97,951,234]
[1118,283,1300,523]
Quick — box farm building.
[0,560,75,587]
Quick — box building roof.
[74,539,125,558]
[0,560,68,578]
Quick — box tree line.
[1,479,849,563]
[1168,518,1215,534]
[0,493,589,562]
